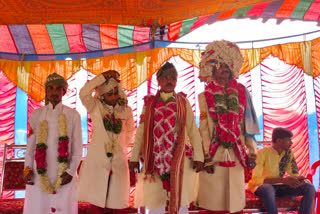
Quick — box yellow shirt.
[248,146,299,193]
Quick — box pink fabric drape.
[0,71,16,199]
[260,61,309,176]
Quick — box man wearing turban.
[23,73,83,214]
[197,40,260,213]
[77,70,135,214]
[130,62,204,214]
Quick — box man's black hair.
[272,127,293,143]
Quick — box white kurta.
[130,92,204,210]
[24,102,83,214]
[197,92,257,213]
[77,74,135,208]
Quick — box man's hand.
[296,175,306,180]
[60,172,73,185]
[296,176,310,184]
[102,70,119,80]
[129,162,140,173]
[193,161,204,172]
[204,165,215,174]
[24,171,34,185]
[283,176,304,188]
[203,158,215,174]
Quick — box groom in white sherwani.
[23,73,83,214]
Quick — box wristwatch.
[247,161,256,169]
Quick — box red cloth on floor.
[91,204,128,214]
[200,211,243,214]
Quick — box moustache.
[166,83,173,87]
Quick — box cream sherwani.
[130,92,204,210]
[77,74,135,208]
[24,102,83,214]
[197,91,257,213]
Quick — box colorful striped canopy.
[0,0,319,55]
[0,24,150,54]
[167,0,320,40]
[1,39,320,102]
[0,0,274,25]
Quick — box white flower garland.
[36,113,69,194]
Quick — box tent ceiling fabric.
[1,39,320,102]
[0,24,151,54]
[0,1,319,55]
[0,0,319,101]
[0,0,275,25]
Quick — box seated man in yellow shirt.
[248,127,315,214]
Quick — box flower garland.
[153,97,178,191]
[35,113,69,194]
[102,97,127,135]
[104,138,119,158]
[103,113,122,157]
[117,97,127,106]
[103,113,122,134]
[204,79,246,167]
[102,97,127,157]
[160,173,171,192]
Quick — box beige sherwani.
[77,74,135,208]
[130,92,204,210]
[197,92,257,213]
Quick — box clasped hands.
[24,171,73,185]
[282,176,308,188]
[202,157,257,174]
